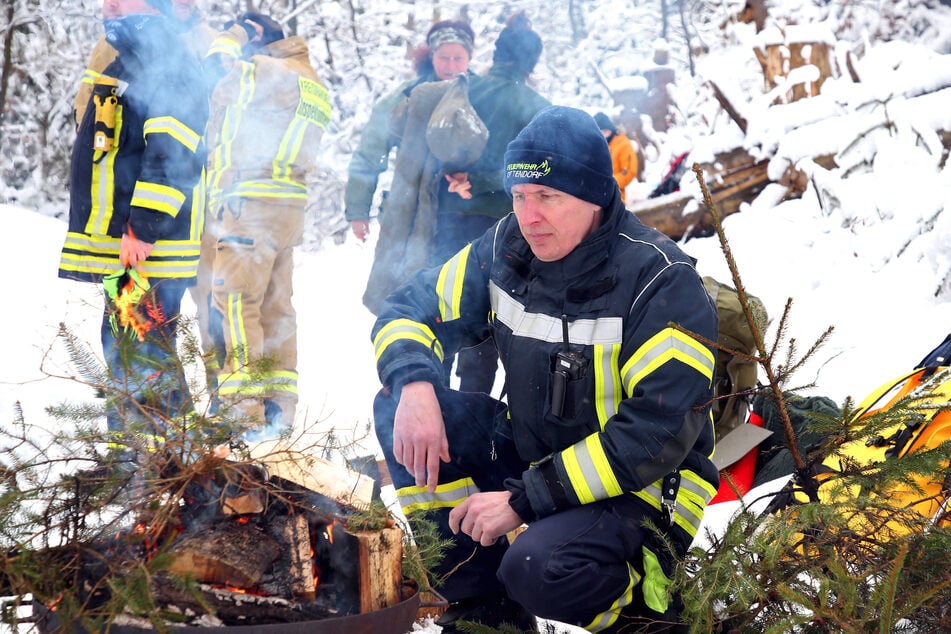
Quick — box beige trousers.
[204,196,305,430]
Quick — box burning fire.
[112,271,164,342]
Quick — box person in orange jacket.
[594,111,638,205]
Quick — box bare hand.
[392,382,450,491]
[445,173,472,200]
[244,19,264,43]
[449,491,523,546]
[351,220,370,242]
[119,226,153,271]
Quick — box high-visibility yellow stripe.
[207,37,241,58]
[561,434,624,504]
[632,469,716,537]
[131,181,187,216]
[396,477,479,514]
[272,117,307,182]
[87,106,123,235]
[81,68,101,85]
[594,343,622,428]
[373,319,444,363]
[228,181,307,199]
[621,327,715,396]
[224,292,250,367]
[60,232,200,279]
[436,244,471,322]
[143,116,201,153]
[208,61,255,201]
[219,370,299,397]
[584,562,639,632]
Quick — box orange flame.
[114,274,163,341]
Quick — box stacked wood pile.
[629,12,951,243]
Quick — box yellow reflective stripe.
[143,116,201,153]
[621,327,715,395]
[396,477,479,514]
[272,117,307,182]
[585,562,639,632]
[373,319,444,363]
[208,61,255,199]
[297,76,331,128]
[436,244,470,322]
[81,68,101,85]
[489,282,623,345]
[131,181,187,216]
[228,181,307,199]
[219,370,299,396]
[207,36,241,58]
[594,343,622,428]
[87,106,123,235]
[561,434,624,504]
[60,233,200,278]
[226,292,250,367]
[632,470,715,538]
[190,171,205,241]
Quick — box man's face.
[511,184,602,262]
[102,0,121,19]
[171,0,195,22]
[431,43,470,81]
[115,0,156,16]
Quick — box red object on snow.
[709,411,764,504]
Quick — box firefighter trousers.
[208,196,304,433]
[374,388,690,632]
[101,277,191,435]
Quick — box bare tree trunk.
[568,0,587,44]
[0,1,16,156]
[678,0,695,76]
[659,0,669,40]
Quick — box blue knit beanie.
[504,106,616,208]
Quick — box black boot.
[436,592,537,632]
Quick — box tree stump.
[754,26,833,104]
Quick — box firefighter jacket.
[59,14,208,283]
[204,27,331,212]
[372,190,720,540]
[73,16,217,129]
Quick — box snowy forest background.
[1,0,951,631]
[2,0,950,245]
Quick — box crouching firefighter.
[200,12,330,439]
[58,3,209,438]
[372,106,719,633]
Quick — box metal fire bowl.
[34,589,423,634]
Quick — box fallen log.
[630,153,772,241]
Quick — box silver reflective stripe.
[489,282,622,345]
[437,245,471,322]
[594,343,622,425]
[621,329,715,394]
[396,478,480,513]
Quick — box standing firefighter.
[372,106,719,632]
[58,0,209,435]
[202,13,330,438]
[73,0,216,129]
